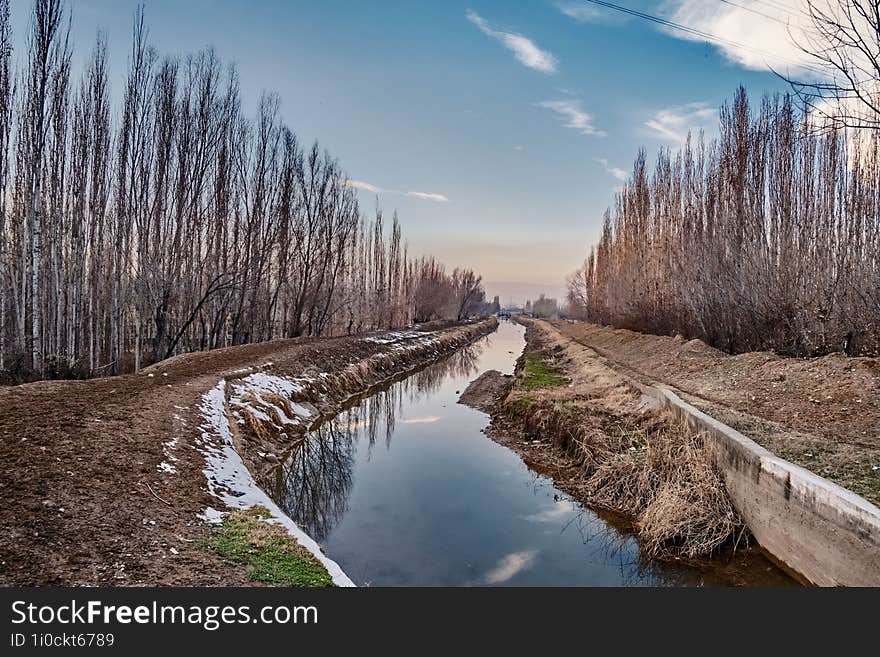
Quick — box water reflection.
[268,341,486,541]
[272,423,356,542]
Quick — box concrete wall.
[641,384,880,587]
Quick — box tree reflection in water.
[268,341,485,541]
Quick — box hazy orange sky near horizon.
[433,238,575,305]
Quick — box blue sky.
[10,1,807,304]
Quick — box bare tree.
[0,0,12,370]
[452,268,484,321]
[786,0,880,130]
[24,0,67,372]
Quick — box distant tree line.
[568,87,880,356]
[524,294,558,319]
[410,260,489,324]
[0,0,486,381]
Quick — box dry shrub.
[562,419,619,473]
[586,446,656,516]
[243,409,274,443]
[634,432,742,559]
[588,421,742,558]
[260,392,295,424]
[516,400,615,471]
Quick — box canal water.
[266,320,793,586]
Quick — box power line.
[717,0,790,25]
[747,0,811,20]
[719,0,811,23]
[580,0,824,75]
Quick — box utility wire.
[747,0,811,20]
[580,0,824,75]
[719,0,810,23]
[717,0,790,25]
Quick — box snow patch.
[238,372,304,398]
[364,329,430,345]
[199,507,225,524]
[158,415,186,474]
[229,372,316,430]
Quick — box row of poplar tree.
[0,1,487,380]
[568,88,880,356]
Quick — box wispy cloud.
[347,180,382,194]
[407,191,450,203]
[556,2,621,24]
[483,550,538,585]
[467,10,558,74]
[537,99,605,137]
[346,180,449,203]
[644,102,716,143]
[595,158,627,181]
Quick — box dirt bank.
[0,319,496,586]
[462,319,794,583]
[548,321,880,506]
[458,370,512,413]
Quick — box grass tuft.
[520,353,567,389]
[506,395,537,416]
[206,507,334,587]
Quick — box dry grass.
[234,391,290,443]
[551,319,880,506]
[509,397,742,559]
[243,413,273,443]
[589,422,741,558]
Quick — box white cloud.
[538,99,605,137]
[347,180,382,194]
[644,102,716,143]
[467,10,558,74]
[660,1,816,76]
[483,550,538,584]
[345,179,449,203]
[661,1,878,129]
[595,158,627,181]
[406,191,449,203]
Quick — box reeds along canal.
[262,320,795,586]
